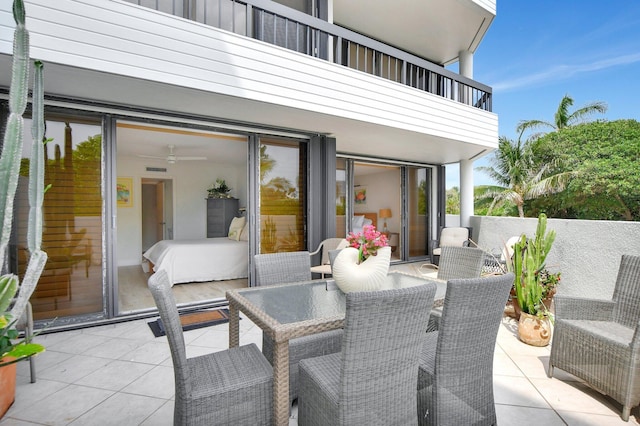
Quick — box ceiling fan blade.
[137,154,166,160]
[176,156,208,161]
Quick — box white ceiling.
[116,122,248,165]
[333,0,494,66]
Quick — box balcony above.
[0,0,498,164]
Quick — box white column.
[458,50,473,105]
[459,159,474,227]
[459,50,473,78]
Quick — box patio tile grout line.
[496,337,569,425]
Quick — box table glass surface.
[237,280,346,324]
[234,272,444,324]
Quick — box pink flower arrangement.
[346,225,389,263]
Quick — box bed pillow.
[228,216,246,241]
[239,223,249,241]
[352,215,365,233]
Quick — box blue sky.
[446,0,640,188]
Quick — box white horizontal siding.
[0,0,497,150]
[471,0,496,15]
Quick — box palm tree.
[476,135,573,218]
[516,94,607,140]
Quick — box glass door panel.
[12,115,104,320]
[259,138,307,253]
[407,166,430,259]
[352,162,401,261]
[335,158,346,238]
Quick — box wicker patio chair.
[298,281,437,426]
[254,251,313,286]
[547,254,640,421]
[417,273,514,426]
[431,226,471,265]
[148,271,273,425]
[309,238,348,278]
[426,246,486,332]
[254,252,343,405]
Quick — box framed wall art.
[117,177,133,207]
[355,186,367,205]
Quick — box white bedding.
[143,238,248,285]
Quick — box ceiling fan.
[137,145,207,164]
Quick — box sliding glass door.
[258,137,307,253]
[12,113,104,321]
[336,158,434,262]
[407,166,431,259]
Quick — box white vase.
[332,246,391,293]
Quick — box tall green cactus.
[510,213,556,318]
[1,0,48,365]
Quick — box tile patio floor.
[2,311,639,425]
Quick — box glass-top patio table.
[226,272,445,426]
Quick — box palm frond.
[568,101,608,125]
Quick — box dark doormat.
[148,308,231,337]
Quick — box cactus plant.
[0,0,48,367]
[508,213,557,319]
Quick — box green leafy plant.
[207,178,232,198]
[0,276,44,366]
[0,0,48,367]
[508,213,557,320]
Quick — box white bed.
[143,238,248,285]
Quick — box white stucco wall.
[470,216,640,300]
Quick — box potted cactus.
[0,0,48,417]
[507,213,558,346]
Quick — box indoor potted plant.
[207,178,232,198]
[507,213,559,346]
[0,0,49,417]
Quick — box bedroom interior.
[116,121,250,313]
[113,123,424,313]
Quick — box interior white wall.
[354,169,401,233]
[116,156,247,266]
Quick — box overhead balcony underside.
[0,0,498,164]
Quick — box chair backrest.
[147,270,189,400]
[437,246,485,281]
[500,235,521,263]
[612,254,640,328]
[338,282,436,424]
[439,227,469,247]
[433,273,514,423]
[315,238,348,265]
[254,251,312,286]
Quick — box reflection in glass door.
[335,158,347,238]
[259,138,307,253]
[12,114,104,321]
[407,166,430,259]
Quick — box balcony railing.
[124,0,492,111]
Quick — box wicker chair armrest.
[554,295,615,321]
[309,242,323,257]
[631,321,640,350]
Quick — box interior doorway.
[141,178,174,251]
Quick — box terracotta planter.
[517,312,551,347]
[509,287,556,320]
[0,360,17,418]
